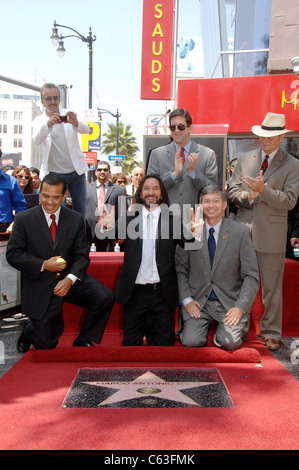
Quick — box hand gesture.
[191,205,204,239]
[100,205,116,230]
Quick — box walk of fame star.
[63,368,234,409]
[85,371,219,407]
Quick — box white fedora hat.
[252,112,292,137]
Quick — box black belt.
[135,282,161,291]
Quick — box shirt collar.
[174,139,192,153]
[41,206,62,224]
[142,205,161,219]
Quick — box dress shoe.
[17,329,32,354]
[265,338,280,351]
[72,338,94,347]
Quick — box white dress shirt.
[135,205,161,285]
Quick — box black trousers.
[24,274,115,350]
[122,283,176,346]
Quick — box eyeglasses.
[117,180,126,184]
[17,174,30,180]
[43,96,60,101]
[169,124,189,131]
[96,168,109,172]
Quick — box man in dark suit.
[85,161,127,251]
[101,174,203,346]
[6,173,115,352]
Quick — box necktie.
[98,183,105,221]
[208,227,217,300]
[261,155,269,175]
[180,147,185,166]
[141,213,155,279]
[49,214,57,242]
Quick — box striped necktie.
[261,155,269,175]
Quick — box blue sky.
[1,0,201,158]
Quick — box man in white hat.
[227,112,299,351]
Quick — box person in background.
[227,112,299,351]
[30,167,41,193]
[12,165,35,194]
[32,83,90,215]
[85,161,127,251]
[147,108,218,209]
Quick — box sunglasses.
[96,168,109,172]
[43,96,60,101]
[17,174,30,180]
[169,124,189,131]
[117,180,126,184]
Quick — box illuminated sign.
[141,0,174,100]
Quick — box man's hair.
[40,83,60,100]
[29,167,40,176]
[40,173,67,194]
[200,184,227,202]
[134,174,170,207]
[169,108,192,127]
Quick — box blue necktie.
[208,227,216,300]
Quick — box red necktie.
[180,147,185,166]
[261,155,269,175]
[49,214,57,242]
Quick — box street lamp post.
[98,108,121,155]
[50,20,96,109]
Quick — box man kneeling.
[175,185,259,350]
[6,173,114,352]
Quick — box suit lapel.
[211,219,230,273]
[264,148,284,182]
[35,205,54,248]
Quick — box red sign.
[84,152,98,165]
[141,0,174,100]
[177,74,299,133]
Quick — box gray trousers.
[180,299,248,351]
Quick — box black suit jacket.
[6,205,90,320]
[114,207,193,309]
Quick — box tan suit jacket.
[228,148,299,253]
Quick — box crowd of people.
[1,83,299,354]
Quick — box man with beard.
[101,174,203,346]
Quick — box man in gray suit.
[228,113,299,351]
[85,161,127,251]
[147,108,218,209]
[175,185,259,351]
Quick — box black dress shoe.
[17,330,32,354]
[72,338,94,347]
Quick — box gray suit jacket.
[227,148,299,253]
[147,140,217,208]
[175,218,259,314]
